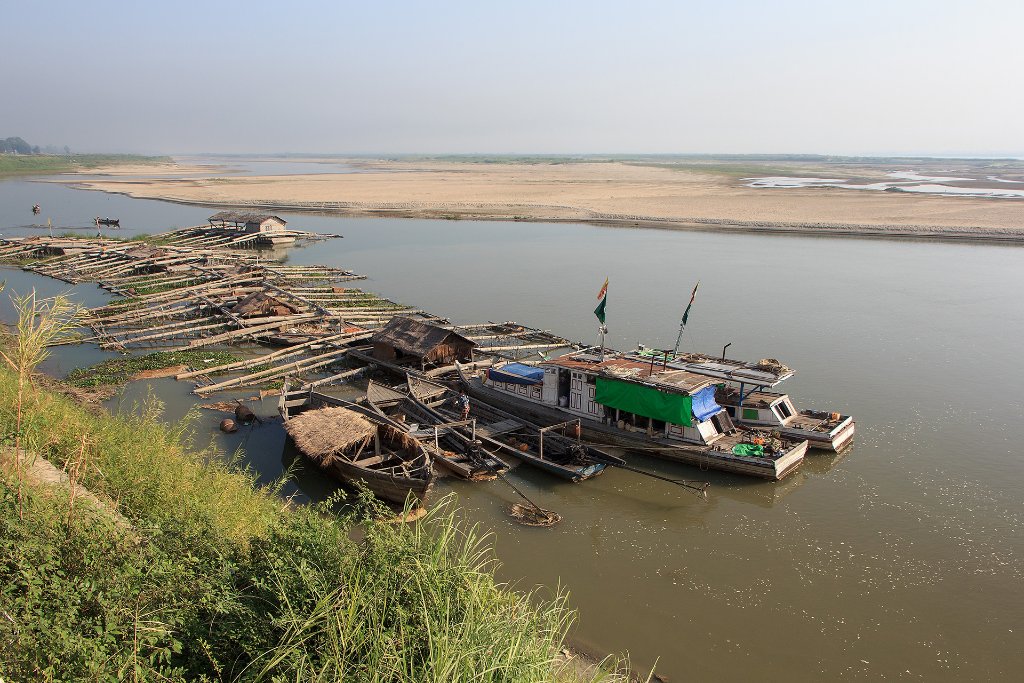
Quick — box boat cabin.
[482,350,735,446]
[716,386,798,424]
[370,317,476,367]
[208,211,288,235]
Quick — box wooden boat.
[629,346,855,452]
[279,381,433,506]
[715,387,855,452]
[364,379,509,480]
[455,352,808,481]
[407,374,609,482]
[95,218,120,228]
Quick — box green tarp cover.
[731,443,765,457]
[594,377,692,426]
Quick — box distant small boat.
[279,382,434,506]
[32,204,40,215]
[95,217,120,228]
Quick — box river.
[2,163,1022,680]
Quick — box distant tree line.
[1,137,71,155]
[1,137,39,154]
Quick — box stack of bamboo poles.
[0,235,579,395]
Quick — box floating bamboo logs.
[175,330,372,379]
[194,347,352,394]
[178,313,320,350]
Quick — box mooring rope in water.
[466,440,561,527]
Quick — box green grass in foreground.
[0,153,172,177]
[65,350,239,387]
[0,360,611,682]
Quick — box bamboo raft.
[0,235,580,395]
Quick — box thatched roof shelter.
[285,407,376,464]
[370,317,475,365]
[232,291,300,318]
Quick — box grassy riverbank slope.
[0,361,606,681]
[0,154,172,177]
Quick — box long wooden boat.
[630,346,855,452]
[455,355,808,481]
[407,374,609,482]
[279,381,434,506]
[364,379,509,480]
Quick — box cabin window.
[774,402,793,420]
[742,408,759,420]
[652,418,666,433]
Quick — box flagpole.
[672,281,700,357]
[672,319,686,357]
[594,276,609,358]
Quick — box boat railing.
[537,419,582,461]
[428,418,476,453]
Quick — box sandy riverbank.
[68,159,1024,241]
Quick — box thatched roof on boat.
[232,291,300,318]
[285,407,376,464]
[371,317,475,360]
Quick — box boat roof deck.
[542,352,719,395]
[716,386,787,409]
[629,349,795,386]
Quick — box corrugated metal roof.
[542,352,718,395]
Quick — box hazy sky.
[3,0,1022,156]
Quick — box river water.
[2,165,1022,681]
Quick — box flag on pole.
[594,277,608,324]
[681,281,699,326]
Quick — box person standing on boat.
[459,391,471,421]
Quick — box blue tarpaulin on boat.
[488,363,545,385]
[691,385,721,422]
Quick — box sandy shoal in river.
[69,160,1024,238]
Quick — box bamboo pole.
[195,347,352,394]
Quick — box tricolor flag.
[594,277,609,324]
[681,281,699,326]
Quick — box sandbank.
[67,159,1024,242]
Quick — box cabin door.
[569,371,585,413]
[542,368,559,404]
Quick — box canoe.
[407,374,608,482]
[364,379,509,480]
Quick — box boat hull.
[326,458,432,506]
